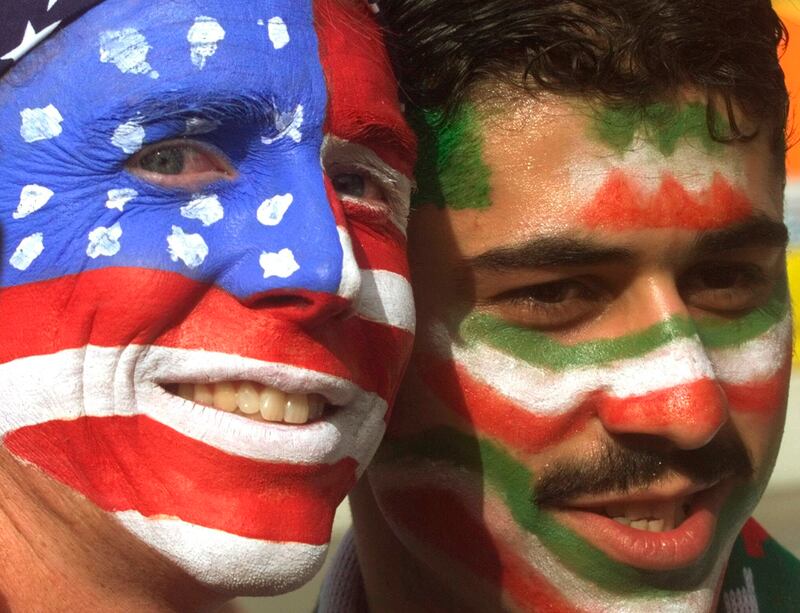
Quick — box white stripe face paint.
[336,226,362,300]
[0,345,388,469]
[355,269,415,333]
[323,136,414,234]
[430,312,791,418]
[114,511,328,595]
[568,136,746,207]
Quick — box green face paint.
[591,102,728,157]
[364,92,790,612]
[408,105,493,210]
[377,427,749,595]
[458,284,789,371]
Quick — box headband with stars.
[0,0,105,78]
[1,0,383,79]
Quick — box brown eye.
[493,279,604,330]
[127,139,236,190]
[679,263,772,314]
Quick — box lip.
[0,344,390,469]
[548,479,735,571]
[135,345,387,466]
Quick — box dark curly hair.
[379,0,789,148]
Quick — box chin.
[0,345,389,596]
[117,512,330,596]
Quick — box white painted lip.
[0,345,389,469]
[151,372,354,408]
[134,346,388,466]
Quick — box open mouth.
[162,381,331,425]
[546,480,734,571]
[591,498,693,533]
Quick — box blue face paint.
[0,0,417,597]
[0,0,342,300]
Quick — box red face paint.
[581,170,752,230]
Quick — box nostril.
[254,295,314,310]
[240,288,351,324]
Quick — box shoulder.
[720,518,800,612]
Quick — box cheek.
[411,352,593,455]
[0,268,205,362]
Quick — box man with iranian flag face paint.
[0,0,415,609]
[321,1,800,612]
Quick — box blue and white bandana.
[1,1,106,77]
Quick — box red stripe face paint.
[581,170,753,230]
[0,0,415,595]
[360,92,790,611]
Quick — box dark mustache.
[533,434,753,507]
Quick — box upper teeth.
[171,382,326,425]
[604,500,690,532]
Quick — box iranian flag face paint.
[360,92,791,612]
[0,0,415,596]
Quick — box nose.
[213,171,361,326]
[596,277,729,449]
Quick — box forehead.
[3,0,319,112]
[457,94,783,251]
[0,0,411,158]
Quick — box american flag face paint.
[365,93,790,612]
[0,0,415,595]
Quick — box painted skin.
[356,93,791,612]
[0,0,415,598]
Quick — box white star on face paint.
[257,193,293,226]
[111,119,145,154]
[266,17,290,49]
[106,188,138,211]
[187,16,226,69]
[87,223,123,259]
[20,105,63,143]
[260,248,300,279]
[10,233,44,271]
[13,184,54,219]
[1,21,62,62]
[168,226,208,269]
[261,105,304,145]
[181,194,224,226]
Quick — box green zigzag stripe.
[458,286,789,372]
[592,102,727,157]
[378,427,750,596]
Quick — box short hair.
[379,0,789,149]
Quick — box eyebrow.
[462,237,636,272]
[109,90,283,126]
[461,215,789,274]
[692,215,789,254]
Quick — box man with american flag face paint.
[0,0,415,608]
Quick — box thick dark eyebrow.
[693,215,789,254]
[462,236,635,272]
[107,90,283,127]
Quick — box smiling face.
[364,94,791,611]
[0,0,415,595]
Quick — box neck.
[349,479,510,613]
[0,449,224,612]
